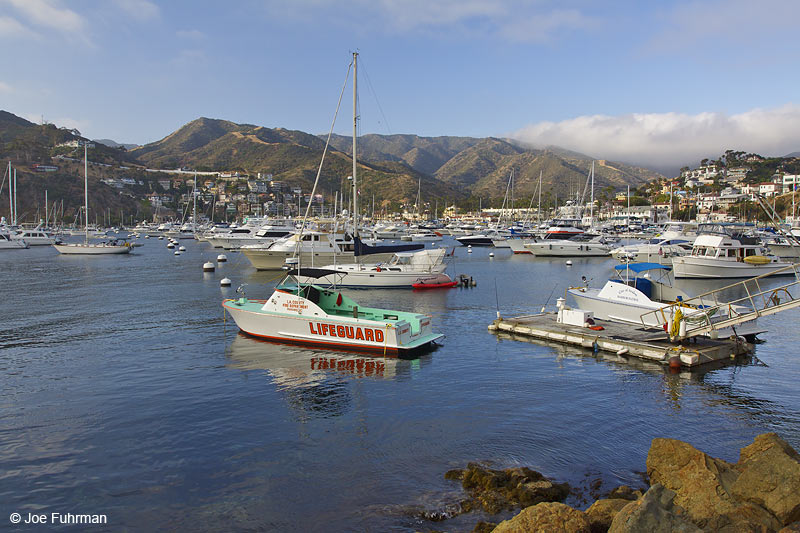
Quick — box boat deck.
[488,312,752,368]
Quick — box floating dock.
[488,312,753,368]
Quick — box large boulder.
[585,498,630,533]
[492,502,591,533]
[732,433,800,526]
[646,437,739,527]
[609,484,701,533]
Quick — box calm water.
[1,238,799,531]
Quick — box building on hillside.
[781,174,800,193]
[725,167,750,182]
[681,164,721,184]
[31,164,58,172]
[57,139,95,149]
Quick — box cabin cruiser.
[455,229,509,247]
[568,262,764,340]
[524,233,611,257]
[241,233,423,270]
[11,225,56,246]
[672,225,793,279]
[610,238,693,264]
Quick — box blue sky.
[1,0,799,170]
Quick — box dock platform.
[488,313,753,368]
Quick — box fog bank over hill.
[509,104,800,177]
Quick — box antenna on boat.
[494,278,501,319]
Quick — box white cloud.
[0,80,12,93]
[6,0,86,33]
[509,105,800,170]
[112,0,160,21]
[176,29,205,40]
[648,0,800,54]
[53,116,91,133]
[0,15,39,39]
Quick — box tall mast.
[84,143,89,244]
[7,161,12,224]
[13,166,18,225]
[538,170,542,224]
[193,171,197,231]
[589,161,595,228]
[352,51,359,238]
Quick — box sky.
[1,0,799,173]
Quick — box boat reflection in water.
[494,331,768,412]
[225,333,429,385]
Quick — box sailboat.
[53,144,131,255]
[222,52,443,355]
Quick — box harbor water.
[2,238,799,531]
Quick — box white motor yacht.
[672,225,793,279]
[524,233,611,257]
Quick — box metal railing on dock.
[639,263,800,341]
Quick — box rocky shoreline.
[426,432,800,532]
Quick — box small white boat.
[53,145,132,256]
[0,230,28,249]
[610,238,692,264]
[291,248,450,288]
[568,262,764,340]
[524,233,611,257]
[222,274,443,356]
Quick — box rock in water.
[451,463,569,514]
[585,498,631,533]
[731,433,800,526]
[493,502,591,533]
[609,484,701,533]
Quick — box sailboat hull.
[53,243,131,254]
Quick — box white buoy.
[217,254,227,262]
[489,252,495,258]
[467,246,473,253]
[144,234,150,239]
[203,261,215,272]
[565,260,573,266]
[158,236,164,240]
[174,250,181,255]
[220,277,232,287]
[179,245,186,251]
[167,242,175,249]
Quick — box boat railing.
[638,263,800,341]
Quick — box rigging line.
[294,57,353,260]
[358,56,392,135]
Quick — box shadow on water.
[493,330,791,429]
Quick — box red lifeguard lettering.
[355,328,364,340]
[310,323,318,334]
[345,326,354,339]
[365,329,374,342]
[337,325,345,337]
[320,324,328,335]
[329,324,337,337]
[375,329,384,343]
